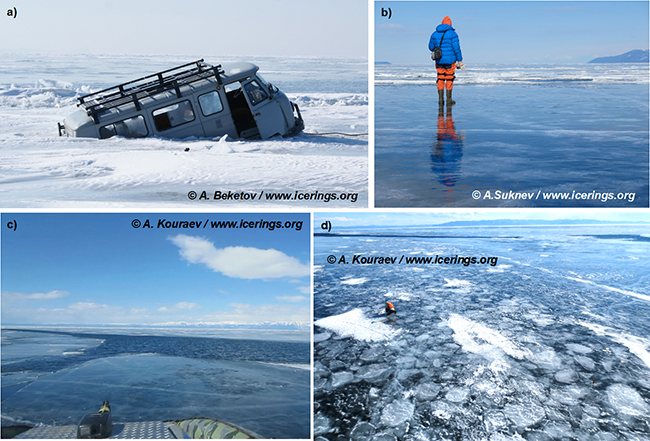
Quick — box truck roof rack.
[77,59,225,124]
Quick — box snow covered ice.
[314,225,650,440]
[0,54,367,208]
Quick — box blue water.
[314,225,650,439]
[1,328,310,439]
[375,64,649,207]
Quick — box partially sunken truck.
[59,59,304,140]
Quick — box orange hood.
[442,16,452,26]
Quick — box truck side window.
[244,80,268,106]
[99,115,148,139]
[198,91,224,116]
[152,100,195,132]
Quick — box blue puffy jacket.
[428,22,463,66]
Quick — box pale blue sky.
[1,0,368,58]
[376,1,649,64]
[2,214,310,326]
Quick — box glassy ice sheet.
[375,64,649,207]
[314,225,650,440]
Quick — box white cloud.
[201,302,309,325]
[2,302,130,325]
[68,302,115,311]
[169,235,309,279]
[175,302,201,310]
[2,290,69,300]
[276,295,308,303]
[158,302,202,312]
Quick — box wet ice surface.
[0,54,367,208]
[314,225,650,440]
[1,328,310,439]
[375,64,649,207]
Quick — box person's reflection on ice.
[431,105,465,200]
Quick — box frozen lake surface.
[375,64,649,207]
[314,225,650,440]
[1,327,310,439]
[0,54,368,208]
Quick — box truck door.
[241,78,286,139]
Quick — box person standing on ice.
[429,16,465,106]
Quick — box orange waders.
[436,63,457,90]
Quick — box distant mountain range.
[152,321,310,330]
[434,219,648,227]
[588,49,649,63]
[326,218,650,230]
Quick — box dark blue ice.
[1,330,310,439]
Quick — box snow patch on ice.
[578,320,650,369]
[487,264,511,273]
[341,277,368,285]
[487,359,512,374]
[532,315,555,327]
[385,291,412,301]
[607,384,650,417]
[446,314,532,360]
[443,279,473,288]
[567,277,650,302]
[314,309,400,342]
